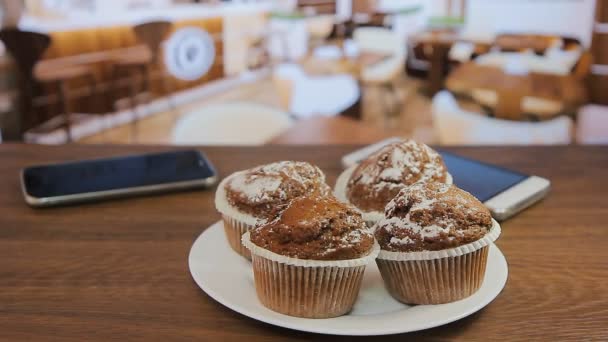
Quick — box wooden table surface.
[303,50,391,77]
[1,144,607,341]
[447,63,588,100]
[446,63,589,118]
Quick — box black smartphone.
[21,150,218,207]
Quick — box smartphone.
[21,150,218,207]
[341,140,550,220]
[438,151,550,221]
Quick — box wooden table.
[410,30,491,96]
[354,52,392,69]
[446,63,589,120]
[494,34,557,54]
[303,50,391,78]
[1,144,607,340]
[269,116,394,144]
[298,50,391,120]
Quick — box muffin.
[215,161,331,259]
[241,195,380,318]
[335,139,452,225]
[374,182,501,305]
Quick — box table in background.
[302,49,392,79]
[446,63,588,120]
[409,30,491,96]
[296,47,391,120]
[0,144,607,340]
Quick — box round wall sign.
[163,27,216,81]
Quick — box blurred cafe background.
[0,0,606,146]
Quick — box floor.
[77,74,457,145]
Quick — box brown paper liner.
[222,215,253,260]
[251,254,366,318]
[376,246,489,305]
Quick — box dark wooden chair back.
[133,21,172,64]
[0,28,51,78]
[562,36,582,51]
[0,29,52,136]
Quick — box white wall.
[463,0,597,47]
[336,0,351,21]
[376,0,450,39]
[377,0,449,17]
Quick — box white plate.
[189,222,508,336]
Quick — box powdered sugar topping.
[346,140,449,213]
[228,175,283,202]
[226,161,327,204]
[375,182,493,252]
[389,236,414,245]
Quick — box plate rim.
[189,221,509,336]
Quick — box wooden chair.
[0,28,96,142]
[353,27,406,120]
[432,91,573,145]
[111,21,174,142]
[306,15,335,49]
[245,34,271,71]
[272,63,360,119]
[573,51,593,80]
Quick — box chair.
[112,20,174,141]
[576,105,608,145]
[171,102,293,145]
[352,27,406,118]
[267,16,309,61]
[0,28,96,142]
[245,34,271,71]
[353,27,406,83]
[306,15,335,48]
[272,63,359,119]
[406,41,431,78]
[432,91,573,145]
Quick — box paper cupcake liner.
[375,220,499,304]
[376,246,489,304]
[222,215,253,259]
[377,219,501,261]
[215,172,262,227]
[242,232,380,268]
[334,166,453,227]
[215,172,265,259]
[242,232,380,318]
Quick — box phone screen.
[22,150,216,198]
[439,151,528,202]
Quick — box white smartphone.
[342,140,550,221]
[21,150,218,207]
[439,151,550,221]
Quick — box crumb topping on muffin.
[374,182,492,252]
[346,140,449,213]
[225,161,331,222]
[250,195,375,260]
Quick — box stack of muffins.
[215,140,501,318]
